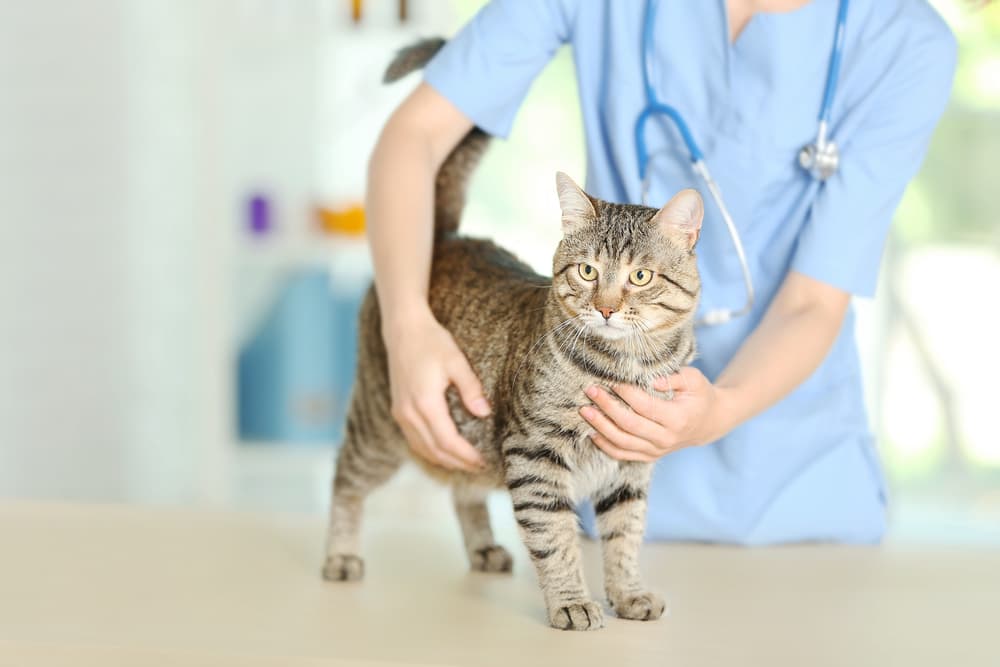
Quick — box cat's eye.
[629,269,654,286]
[578,263,598,281]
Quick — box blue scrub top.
[425,0,956,544]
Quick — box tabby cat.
[323,39,702,631]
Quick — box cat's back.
[429,236,548,329]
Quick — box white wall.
[0,0,453,507]
[0,1,225,503]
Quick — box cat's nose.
[597,306,615,320]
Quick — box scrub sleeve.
[423,0,576,139]
[791,28,957,297]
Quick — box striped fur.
[324,39,697,631]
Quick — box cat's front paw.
[609,591,666,621]
[548,600,605,631]
[470,545,513,573]
[322,554,364,582]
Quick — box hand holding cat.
[580,367,733,462]
[384,311,491,472]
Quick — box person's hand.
[578,367,732,462]
[384,309,490,472]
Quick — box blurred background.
[1,0,997,543]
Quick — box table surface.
[1,492,998,667]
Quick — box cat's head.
[551,172,702,340]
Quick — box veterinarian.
[365,0,956,543]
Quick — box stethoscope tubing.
[636,0,848,326]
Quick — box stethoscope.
[636,0,849,326]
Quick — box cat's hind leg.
[322,414,403,582]
[453,485,512,573]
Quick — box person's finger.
[391,403,421,448]
[614,382,686,432]
[448,356,491,418]
[677,366,701,391]
[419,397,486,470]
[584,386,663,443]
[397,409,440,463]
[579,405,663,458]
[611,383,665,422]
[398,419,433,460]
[398,405,469,470]
[590,432,656,463]
[653,373,681,398]
[659,366,701,393]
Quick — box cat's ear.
[653,188,703,251]
[555,171,596,234]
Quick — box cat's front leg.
[505,441,604,631]
[594,462,665,622]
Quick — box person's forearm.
[365,85,473,340]
[713,272,850,432]
[366,118,438,337]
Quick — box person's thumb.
[450,357,491,418]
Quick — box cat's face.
[551,173,702,341]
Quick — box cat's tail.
[384,37,490,239]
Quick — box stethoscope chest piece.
[798,137,840,182]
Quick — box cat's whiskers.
[634,317,675,389]
[510,314,583,391]
[637,318,674,370]
[553,321,583,356]
[618,321,647,386]
[568,318,588,360]
[637,318,689,389]
[628,322,646,362]
[627,321,655,389]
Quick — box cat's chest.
[566,443,620,502]
[536,382,623,500]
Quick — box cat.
[323,38,703,631]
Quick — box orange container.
[317,204,365,236]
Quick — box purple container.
[247,194,272,237]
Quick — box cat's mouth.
[585,314,631,340]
